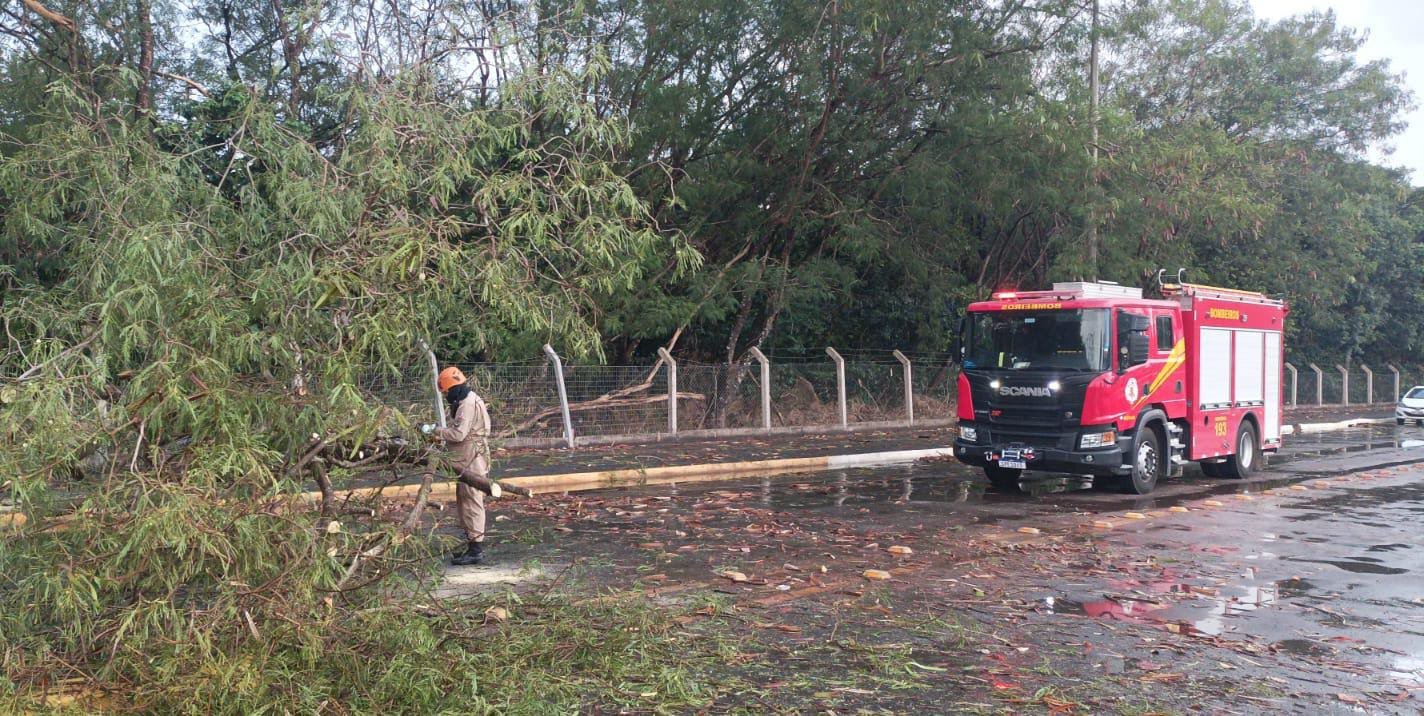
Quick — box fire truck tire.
[983,465,1024,492]
[1121,428,1162,494]
[1220,422,1259,479]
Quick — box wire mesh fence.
[1283,363,1423,406]
[372,349,1411,447]
[370,349,966,444]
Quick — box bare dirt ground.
[418,422,1423,714]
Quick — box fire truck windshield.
[963,309,1111,372]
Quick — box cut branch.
[20,0,75,31]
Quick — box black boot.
[451,541,484,566]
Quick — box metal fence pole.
[542,344,575,448]
[893,350,914,424]
[826,347,847,429]
[657,347,677,434]
[747,347,772,431]
[1361,364,1374,404]
[1389,364,1401,402]
[1335,364,1349,406]
[1308,363,1323,406]
[419,340,447,430]
[1285,363,1298,407]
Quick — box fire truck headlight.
[1079,430,1117,449]
[960,426,978,442]
[1047,380,1061,392]
[989,379,1001,390]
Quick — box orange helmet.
[437,366,467,392]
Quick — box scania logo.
[998,385,1053,397]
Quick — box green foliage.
[0,52,691,709]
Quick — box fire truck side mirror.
[1116,312,1151,371]
[1126,333,1150,366]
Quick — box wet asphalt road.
[459,422,1424,711]
[587,422,1424,710]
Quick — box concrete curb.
[502,418,957,450]
[1281,417,1393,436]
[357,447,958,503]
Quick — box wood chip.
[1202,500,1224,507]
[1168,506,1190,513]
[1123,512,1147,520]
[887,545,914,555]
[1017,527,1041,535]
[862,569,892,581]
[1091,520,1114,529]
[720,571,748,583]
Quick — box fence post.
[1285,363,1297,407]
[657,347,677,434]
[1361,364,1374,404]
[1335,364,1349,405]
[1308,363,1323,406]
[893,350,914,424]
[1389,364,1401,402]
[747,347,772,431]
[418,340,447,430]
[826,347,847,429]
[542,344,575,448]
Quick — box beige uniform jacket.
[435,393,491,476]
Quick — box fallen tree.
[0,62,692,712]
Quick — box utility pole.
[1086,0,1101,279]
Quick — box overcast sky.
[1249,0,1424,184]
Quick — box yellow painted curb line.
[314,454,841,506]
[5,449,953,529]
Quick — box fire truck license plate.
[999,459,1026,469]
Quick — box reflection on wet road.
[653,423,1424,517]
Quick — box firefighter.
[422,366,493,566]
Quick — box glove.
[420,423,435,435]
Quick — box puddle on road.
[631,424,1424,521]
[1271,424,1424,466]
[1060,578,1282,638]
[1285,557,1410,575]
[1391,655,1424,685]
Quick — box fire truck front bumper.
[953,428,1134,477]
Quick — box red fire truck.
[954,274,1287,494]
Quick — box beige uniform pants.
[456,480,486,542]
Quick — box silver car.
[1397,386,1424,425]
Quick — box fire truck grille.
[962,370,1092,448]
[988,427,1064,449]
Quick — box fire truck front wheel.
[983,465,1024,492]
[1220,422,1260,479]
[1121,428,1162,495]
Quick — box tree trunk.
[271,0,302,118]
[710,285,757,428]
[136,0,154,116]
